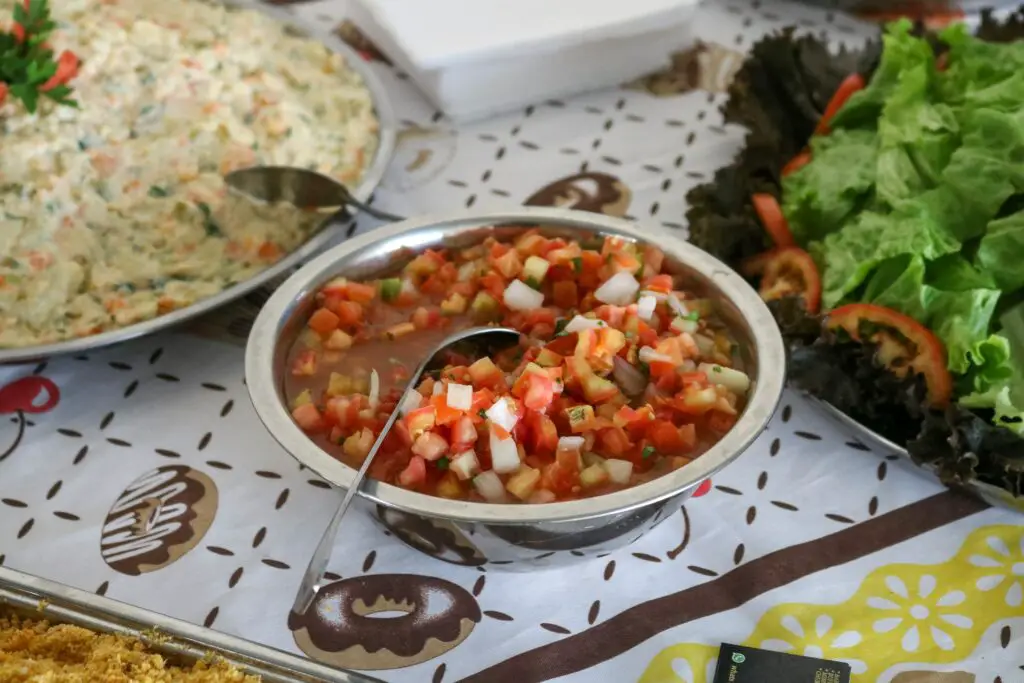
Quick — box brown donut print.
[100,465,218,575]
[628,41,744,96]
[375,506,486,566]
[289,574,482,670]
[524,172,631,217]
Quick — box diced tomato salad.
[284,230,751,504]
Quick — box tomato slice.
[815,73,866,136]
[750,193,795,248]
[781,150,812,177]
[825,303,953,407]
[757,247,822,314]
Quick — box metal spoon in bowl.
[224,166,405,222]
[291,325,521,617]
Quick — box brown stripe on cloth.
[458,490,989,683]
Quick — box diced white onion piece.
[432,381,444,397]
[450,450,481,481]
[671,317,698,334]
[594,272,640,306]
[638,346,673,364]
[474,471,506,502]
[527,489,556,504]
[636,294,657,321]
[522,255,550,282]
[368,369,380,409]
[400,278,417,295]
[398,391,423,415]
[457,262,476,282]
[489,431,521,474]
[504,279,545,311]
[666,294,689,318]
[557,436,585,452]
[694,334,716,357]
[564,314,607,333]
[612,356,647,396]
[446,383,473,411]
[485,398,518,432]
[699,363,751,395]
[604,458,634,484]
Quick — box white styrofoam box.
[347,0,700,123]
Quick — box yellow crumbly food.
[0,615,260,682]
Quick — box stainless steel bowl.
[0,0,396,365]
[245,208,786,568]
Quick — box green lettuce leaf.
[830,19,935,131]
[815,189,962,307]
[958,306,1024,436]
[781,128,876,243]
[977,210,1024,292]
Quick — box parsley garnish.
[642,445,656,459]
[196,202,222,237]
[1,0,79,113]
[437,456,450,470]
[148,186,170,198]
[685,310,700,321]
[571,257,583,273]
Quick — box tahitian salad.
[284,230,752,504]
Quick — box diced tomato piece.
[467,357,505,391]
[647,420,686,453]
[469,389,495,422]
[307,307,340,336]
[826,303,952,407]
[345,282,377,304]
[492,249,523,279]
[526,412,558,455]
[597,427,631,457]
[479,271,506,299]
[707,410,737,435]
[431,394,463,425]
[451,416,478,450]
[291,349,318,376]
[815,73,866,136]
[550,280,577,309]
[642,274,673,294]
[540,462,575,497]
[514,371,555,411]
[412,306,443,329]
[782,149,812,177]
[292,403,326,431]
[412,432,449,461]
[545,333,579,356]
[756,247,822,315]
[331,300,364,327]
[397,455,427,488]
[405,406,436,438]
[751,193,795,248]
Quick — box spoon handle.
[346,196,405,222]
[289,364,428,616]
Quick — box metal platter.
[812,398,1024,514]
[0,566,382,682]
[0,0,397,365]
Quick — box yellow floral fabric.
[640,525,1024,683]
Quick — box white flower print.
[867,574,973,653]
[760,613,867,674]
[970,533,1024,608]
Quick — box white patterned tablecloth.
[2,2,1023,682]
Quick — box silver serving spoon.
[291,325,521,617]
[224,166,405,222]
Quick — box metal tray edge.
[0,0,397,366]
[808,396,1024,514]
[0,566,383,683]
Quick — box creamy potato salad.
[0,0,379,348]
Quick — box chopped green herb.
[148,185,170,198]
[379,278,402,302]
[642,445,656,459]
[712,365,723,373]
[526,277,541,290]
[571,257,583,273]
[554,318,569,335]
[685,310,700,321]
[437,457,450,470]
[478,409,487,418]
[195,202,221,237]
